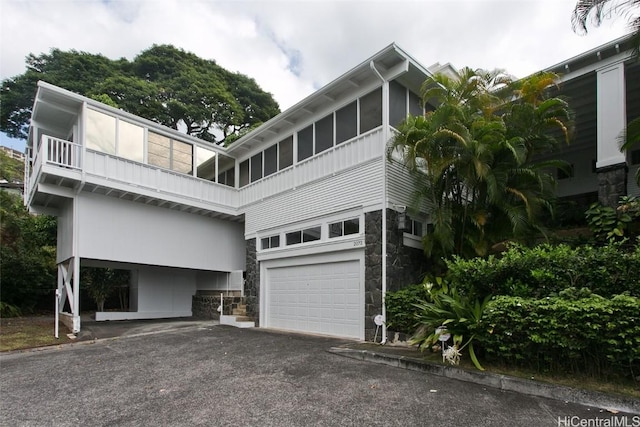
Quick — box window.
[148,132,171,169]
[360,88,382,133]
[261,235,280,250]
[409,91,423,117]
[172,140,193,174]
[297,125,313,161]
[329,218,360,238]
[118,120,144,162]
[195,147,216,181]
[286,230,302,245]
[315,114,334,154]
[217,154,235,187]
[407,218,423,237]
[86,109,116,155]
[302,226,321,242]
[264,144,278,177]
[336,101,357,144]
[286,226,321,245]
[148,131,193,174]
[389,80,407,128]
[250,152,263,183]
[239,160,249,187]
[279,136,293,170]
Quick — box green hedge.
[446,242,640,299]
[386,283,431,334]
[473,290,640,378]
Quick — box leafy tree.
[1,192,57,315]
[1,45,280,145]
[1,151,57,314]
[81,267,130,312]
[390,68,572,261]
[1,49,120,140]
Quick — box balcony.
[26,135,240,219]
[238,127,384,206]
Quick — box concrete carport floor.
[76,316,216,340]
[0,324,636,427]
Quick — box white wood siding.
[136,265,196,314]
[244,159,383,235]
[56,199,74,263]
[386,160,430,213]
[76,192,245,271]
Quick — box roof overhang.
[226,43,435,157]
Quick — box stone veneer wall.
[364,209,430,340]
[192,293,246,319]
[597,163,628,208]
[244,238,260,325]
[385,209,431,292]
[364,211,383,341]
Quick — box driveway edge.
[328,347,640,415]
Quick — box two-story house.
[24,36,639,341]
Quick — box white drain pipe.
[370,60,388,344]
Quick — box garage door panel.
[266,259,362,339]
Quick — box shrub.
[411,279,489,370]
[585,196,640,241]
[0,301,22,318]
[473,290,640,379]
[386,283,432,334]
[446,241,640,299]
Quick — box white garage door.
[266,260,362,339]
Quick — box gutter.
[370,60,388,345]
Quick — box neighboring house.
[1,146,26,162]
[24,36,639,340]
[539,35,640,206]
[1,146,26,195]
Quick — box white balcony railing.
[44,136,82,169]
[239,127,384,206]
[29,128,386,213]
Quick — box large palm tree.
[390,69,572,261]
[572,0,640,53]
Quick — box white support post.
[596,61,627,169]
[72,256,81,333]
[54,289,59,339]
[55,257,81,335]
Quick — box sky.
[0,0,633,152]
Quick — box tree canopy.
[390,68,572,262]
[1,45,280,145]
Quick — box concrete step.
[232,308,247,316]
[219,315,255,329]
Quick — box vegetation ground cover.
[0,316,73,352]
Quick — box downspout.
[370,60,388,344]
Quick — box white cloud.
[0,0,633,151]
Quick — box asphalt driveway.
[0,325,632,426]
